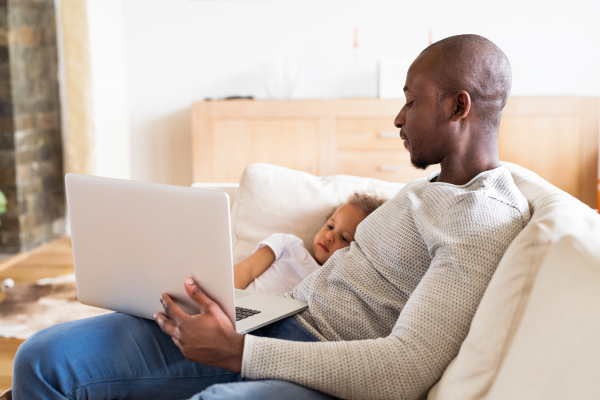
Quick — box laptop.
[65,173,308,334]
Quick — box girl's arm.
[233,246,276,290]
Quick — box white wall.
[111,0,600,186]
[87,0,131,180]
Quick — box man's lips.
[319,243,329,252]
[400,132,410,149]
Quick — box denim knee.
[14,328,55,379]
[12,325,72,399]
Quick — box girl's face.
[312,204,367,265]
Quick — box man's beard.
[411,153,431,170]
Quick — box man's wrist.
[227,333,245,373]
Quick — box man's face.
[394,55,452,170]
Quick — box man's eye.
[407,101,414,108]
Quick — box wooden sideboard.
[192,98,599,208]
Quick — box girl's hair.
[347,192,387,216]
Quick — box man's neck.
[435,147,501,185]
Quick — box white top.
[242,166,531,400]
[244,233,321,294]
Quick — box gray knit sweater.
[241,166,530,400]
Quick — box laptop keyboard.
[235,307,261,321]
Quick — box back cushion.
[485,234,600,399]
[230,163,407,264]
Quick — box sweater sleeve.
[241,197,527,400]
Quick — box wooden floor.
[0,236,74,391]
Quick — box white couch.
[195,162,600,400]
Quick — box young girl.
[234,192,386,293]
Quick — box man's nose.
[394,107,405,128]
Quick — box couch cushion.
[428,162,600,399]
[230,163,406,264]
[485,234,600,399]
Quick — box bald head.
[417,34,512,133]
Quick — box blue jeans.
[12,313,338,400]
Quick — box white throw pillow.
[230,163,407,264]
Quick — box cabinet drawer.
[338,151,435,182]
[338,118,404,151]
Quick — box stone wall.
[0,0,64,253]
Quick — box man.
[12,34,529,400]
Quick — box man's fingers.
[153,312,179,338]
[185,277,216,314]
[159,294,188,323]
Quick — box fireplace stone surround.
[0,0,64,254]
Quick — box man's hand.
[154,277,245,372]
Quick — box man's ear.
[452,90,471,121]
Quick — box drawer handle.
[378,131,399,139]
[378,165,404,172]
